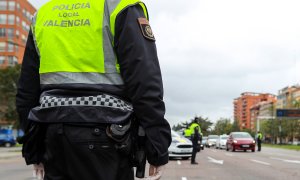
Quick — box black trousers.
[42,124,134,180]
[257,139,261,151]
[191,147,197,163]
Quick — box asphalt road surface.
[0,147,299,180]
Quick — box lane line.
[207,156,224,165]
[182,177,187,180]
[177,160,181,165]
[250,159,271,166]
[270,157,300,164]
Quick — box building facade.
[250,101,276,131]
[0,0,36,68]
[234,92,277,130]
[277,85,300,109]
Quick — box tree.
[0,65,21,126]
[231,119,240,132]
[213,118,232,135]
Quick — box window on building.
[8,1,15,11]
[8,14,15,25]
[7,56,17,66]
[22,9,26,17]
[22,21,27,31]
[15,44,18,52]
[0,28,5,37]
[0,1,6,11]
[7,43,14,52]
[16,16,20,26]
[0,42,6,52]
[0,56,5,65]
[15,30,19,38]
[0,14,7,24]
[17,3,20,11]
[7,28,14,38]
[21,34,26,43]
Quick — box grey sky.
[28,0,300,126]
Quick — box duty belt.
[38,94,133,112]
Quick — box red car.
[226,132,255,152]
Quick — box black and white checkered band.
[39,94,133,111]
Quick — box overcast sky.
[28,0,300,126]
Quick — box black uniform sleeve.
[114,5,171,166]
[16,29,41,132]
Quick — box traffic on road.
[1,146,300,180]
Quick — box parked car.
[206,135,219,148]
[226,132,255,152]
[216,134,228,149]
[0,134,16,147]
[169,130,193,160]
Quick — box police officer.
[191,126,201,164]
[189,119,202,140]
[257,131,263,151]
[16,0,171,180]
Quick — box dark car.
[226,132,255,152]
[0,134,16,147]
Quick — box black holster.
[18,122,46,165]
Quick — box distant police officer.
[16,0,171,180]
[191,126,201,164]
[257,131,263,151]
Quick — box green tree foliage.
[0,65,21,126]
[214,118,232,135]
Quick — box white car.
[206,135,219,148]
[216,135,228,149]
[169,130,193,160]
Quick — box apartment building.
[250,101,276,131]
[0,0,36,68]
[234,92,277,130]
[277,85,300,109]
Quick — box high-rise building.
[234,92,277,130]
[277,85,300,109]
[0,0,36,68]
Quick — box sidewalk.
[0,147,22,159]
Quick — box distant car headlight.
[233,140,238,143]
[253,140,256,144]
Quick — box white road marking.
[182,177,187,180]
[250,159,271,166]
[207,156,224,165]
[225,153,234,157]
[270,157,300,164]
[177,160,181,165]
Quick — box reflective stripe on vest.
[32,0,147,85]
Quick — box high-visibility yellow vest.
[184,129,192,137]
[32,0,148,85]
[258,133,263,140]
[189,123,201,135]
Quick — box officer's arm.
[114,5,171,166]
[16,29,40,132]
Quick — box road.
[0,147,299,180]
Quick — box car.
[226,132,255,152]
[216,134,228,149]
[0,134,16,147]
[202,136,208,146]
[169,130,193,160]
[206,135,219,148]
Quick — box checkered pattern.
[40,94,133,111]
